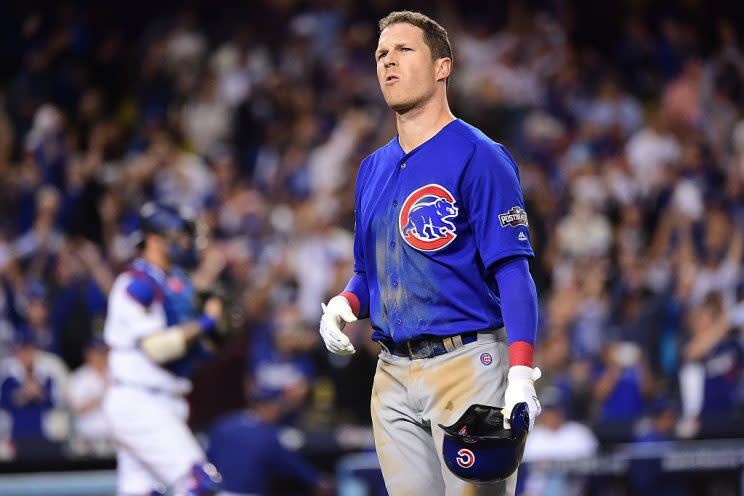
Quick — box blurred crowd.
[0,0,742,483]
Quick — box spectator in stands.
[521,386,598,496]
[679,292,741,436]
[247,305,317,424]
[0,326,69,455]
[48,239,110,370]
[67,336,110,447]
[0,272,23,359]
[593,341,654,428]
[19,280,52,351]
[629,397,689,496]
[13,185,64,273]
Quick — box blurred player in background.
[319,10,540,496]
[206,388,334,496]
[103,203,223,496]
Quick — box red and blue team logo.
[456,448,475,468]
[480,353,492,366]
[168,277,184,294]
[399,184,459,252]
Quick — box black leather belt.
[378,331,481,359]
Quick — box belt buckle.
[407,339,435,359]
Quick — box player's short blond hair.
[378,11,453,78]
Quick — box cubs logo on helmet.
[440,403,530,483]
[399,184,459,251]
[456,449,475,468]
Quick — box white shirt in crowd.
[67,364,110,440]
[521,420,599,496]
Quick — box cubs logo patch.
[480,353,492,365]
[399,184,459,251]
[456,448,475,468]
[499,206,528,227]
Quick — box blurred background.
[0,0,744,494]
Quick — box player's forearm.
[341,272,370,318]
[494,256,538,367]
[138,316,216,363]
[73,397,103,415]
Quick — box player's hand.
[502,366,541,431]
[319,295,357,355]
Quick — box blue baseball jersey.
[206,412,320,494]
[353,119,534,343]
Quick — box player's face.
[376,23,444,113]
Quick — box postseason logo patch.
[399,184,459,252]
[499,206,529,228]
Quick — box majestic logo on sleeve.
[399,184,459,251]
[499,206,529,227]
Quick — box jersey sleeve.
[126,277,155,307]
[352,158,369,274]
[103,273,167,348]
[494,256,539,366]
[342,272,370,318]
[460,142,534,271]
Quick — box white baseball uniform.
[103,259,207,496]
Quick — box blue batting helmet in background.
[134,202,199,266]
[136,202,194,241]
[439,402,530,483]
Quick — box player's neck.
[143,250,170,273]
[395,95,455,154]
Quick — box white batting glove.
[502,366,542,431]
[319,295,357,355]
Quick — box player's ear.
[435,57,452,83]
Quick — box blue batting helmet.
[439,402,530,483]
[137,202,193,238]
[134,202,199,267]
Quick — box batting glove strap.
[340,292,361,316]
[503,366,542,431]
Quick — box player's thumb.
[338,306,358,323]
[502,402,514,430]
[328,295,357,323]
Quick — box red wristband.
[340,292,360,316]
[509,341,534,368]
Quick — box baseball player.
[102,203,222,496]
[319,11,540,496]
